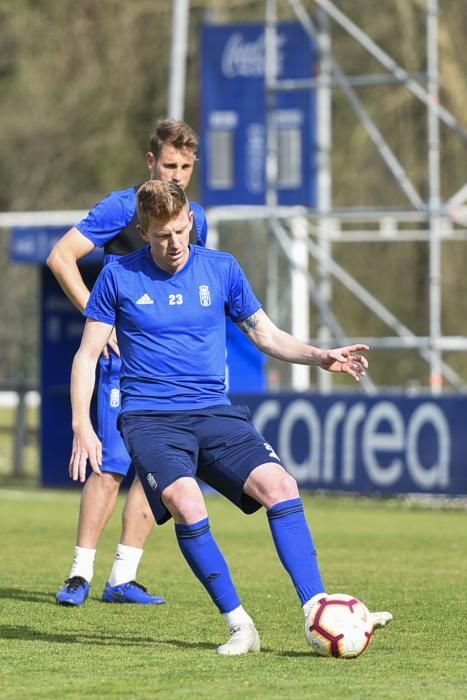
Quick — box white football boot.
[217,623,261,656]
[370,611,393,629]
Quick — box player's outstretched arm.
[237,309,368,382]
[69,318,113,482]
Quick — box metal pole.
[266,232,280,326]
[167,0,190,119]
[264,1,281,345]
[316,7,333,393]
[265,0,279,208]
[427,0,442,393]
[290,216,310,389]
[14,385,27,478]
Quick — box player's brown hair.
[137,180,189,229]
[149,118,199,158]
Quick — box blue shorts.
[97,352,132,476]
[118,405,284,525]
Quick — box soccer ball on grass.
[305,593,373,658]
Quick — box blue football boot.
[102,580,166,604]
[56,576,90,606]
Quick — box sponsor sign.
[200,22,317,206]
[231,393,467,495]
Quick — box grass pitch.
[1,489,466,700]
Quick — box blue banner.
[200,22,317,206]
[40,266,98,487]
[231,393,467,496]
[11,226,102,264]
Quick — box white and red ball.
[305,593,373,658]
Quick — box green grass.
[1,490,466,700]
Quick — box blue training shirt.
[85,246,262,412]
[76,186,208,265]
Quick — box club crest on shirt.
[199,284,211,307]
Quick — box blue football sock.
[267,498,326,605]
[175,517,241,614]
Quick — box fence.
[0,381,39,480]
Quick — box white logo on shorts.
[110,388,120,408]
[147,474,158,490]
[199,285,211,307]
[264,442,279,461]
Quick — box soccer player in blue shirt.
[68,180,392,654]
[49,119,207,606]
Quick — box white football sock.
[108,544,143,587]
[222,605,254,630]
[69,546,96,583]
[303,591,327,618]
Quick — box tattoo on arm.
[239,313,260,335]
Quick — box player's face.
[140,207,193,274]
[146,144,196,189]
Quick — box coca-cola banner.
[200,22,317,207]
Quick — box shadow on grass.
[0,624,216,651]
[277,649,318,658]
[0,623,297,655]
[0,587,55,604]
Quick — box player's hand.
[320,344,369,381]
[102,327,120,359]
[69,426,103,482]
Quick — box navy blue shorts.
[97,353,132,476]
[118,404,284,525]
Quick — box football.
[305,593,374,658]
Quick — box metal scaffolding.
[253,0,467,393]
